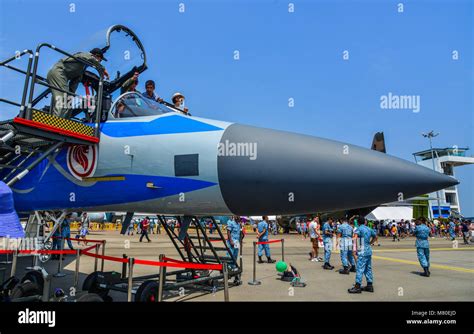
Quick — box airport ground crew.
[414,217,431,277]
[61,216,74,250]
[448,220,456,241]
[337,220,356,274]
[348,217,376,293]
[51,223,62,260]
[47,48,109,118]
[257,216,276,264]
[226,216,241,269]
[321,219,334,270]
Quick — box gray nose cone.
[217,124,458,216]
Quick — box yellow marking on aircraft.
[83,176,125,182]
[372,255,474,273]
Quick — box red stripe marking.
[256,239,283,245]
[13,117,99,143]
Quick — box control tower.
[413,147,474,218]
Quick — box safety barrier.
[248,238,285,286]
[1,237,230,301]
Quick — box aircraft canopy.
[110,92,176,119]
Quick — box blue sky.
[1,0,473,215]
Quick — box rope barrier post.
[100,240,106,271]
[42,273,51,302]
[127,258,134,302]
[53,238,66,278]
[10,250,18,277]
[248,241,261,285]
[121,254,128,279]
[73,249,80,289]
[281,238,285,262]
[223,263,229,302]
[157,254,166,302]
[94,244,100,272]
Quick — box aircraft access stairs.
[157,216,241,273]
[0,46,105,187]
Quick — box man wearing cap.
[226,216,241,269]
[321,218,335,270]
[348,217,376,293]
[414,217,431,277]
[448,220,456,241]
[337,219,356,275]
[257,216,276,264]
[172,92,189,115]
[46,48,109,118]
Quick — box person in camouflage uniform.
[46,48,109,118]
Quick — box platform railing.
[26,43,105,138]
[0,43,105,139]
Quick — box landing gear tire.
[76,293,104,302]
[82,271,109,298]
[10,282,41,300]
[21,271,45,293]
[135,280,159,302]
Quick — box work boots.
[258,256,264,264]
[361,282,374,292]
[339,266,350,275]
[420,267,430,277]
[348,283,362,293]
[323,263,334,270]
[267,257,276,264]
[349,265,356,273]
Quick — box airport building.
[413,147,474,219]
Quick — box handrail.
[0,50,34,118]
[26,43,105,137]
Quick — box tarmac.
[1,230,473,302]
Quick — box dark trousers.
[140,230,150,242]
[462,232,470,244]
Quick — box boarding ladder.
[0,45,106,187]
[157,216,241,274]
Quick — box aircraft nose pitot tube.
[217,124,458,216]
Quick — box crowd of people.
[294,217,473,244]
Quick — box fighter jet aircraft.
[0,26,458,219]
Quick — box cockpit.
[109,92,178,119]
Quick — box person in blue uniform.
[414,217,431,277]
[348,217,377,293]
[257,216,276,264]
[448,220,456,241]
[61,215,74,250]
[321,218,335,270]
[337,219,356,274]
[226,216,241,268]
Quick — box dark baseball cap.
[90,48,107,61]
